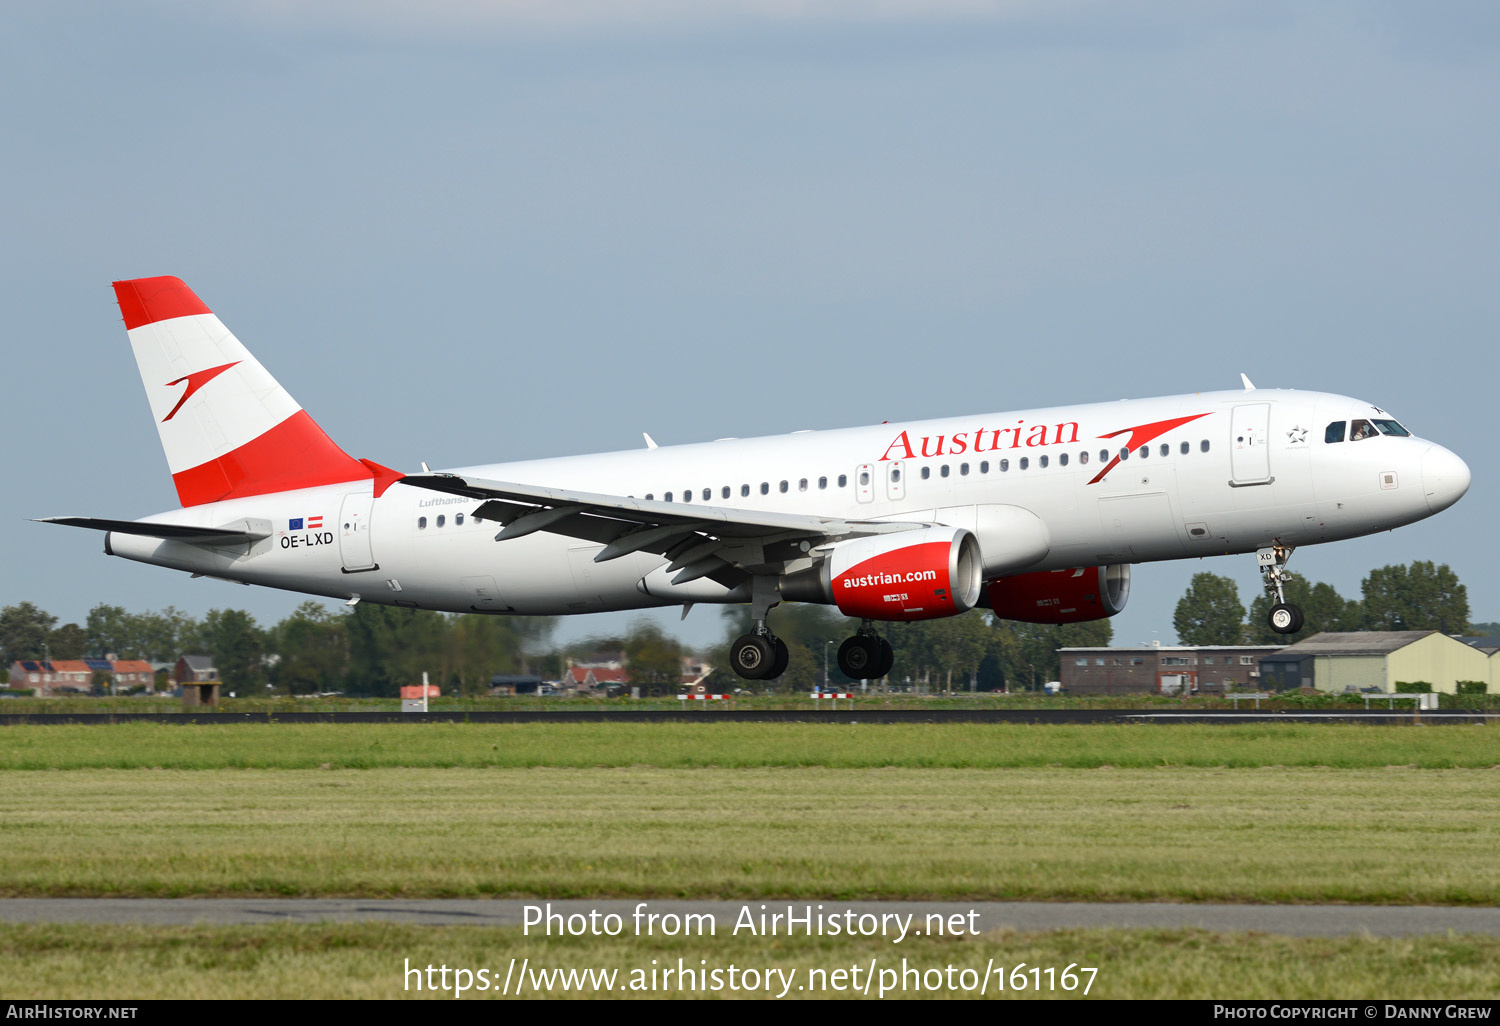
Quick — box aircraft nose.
[1421,444,1471,514]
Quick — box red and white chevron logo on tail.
[162,361,240,422]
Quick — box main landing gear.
[730,576,790,681]
[1258,542,1304,635]
[837,622,893,681]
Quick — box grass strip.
[1,767,1497,903]
[0,922,1497,1000]
[0,722,1497,770]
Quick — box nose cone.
[1422,445,1471,514]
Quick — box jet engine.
[985,565,1130,624]
[780,526,983,621]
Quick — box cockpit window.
[1325,421,1346,444]
[1373,419,1410,437]
[1350,419,1377,441]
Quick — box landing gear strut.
[1258,542,1304,635]
[730,576,790,680]
[836,621,894,681]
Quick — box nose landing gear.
[1259,543,1305,635]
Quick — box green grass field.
[1,766,1497,901]
[1,721,1497,769]
[4,720,1496,1000]
[1,923,1497,1000]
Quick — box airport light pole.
[824,640,832,690]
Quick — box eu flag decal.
[289,518,305,531]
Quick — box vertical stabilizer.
[113,276,371,507]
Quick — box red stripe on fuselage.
[1087,412,1212,485]
[171,410,372,507]
[113,277,212,331]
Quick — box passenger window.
[1100,449,1109,463]
[1180,441,1190,455]
[1200,440,1210,452]
[1160,443,1169,457]
[1119,447,1130,460]
[858,471,869,486]
[760,483,769,495]
[1039,455,1049,468]
[1000,459,1009,471]
[1079,451,1088,465]
[702,488,711,501]
[665,492,674,502]
[682,490,691,503]
[645,494,654,501]
[1019,457,1029,470]
[921,467,931,480]
[798,478,808,492]
[741,485,749,497]
[418,516,427,529]
[1059,453,1068,467]
[1138,447,1148,459]
[779,480,789,493]
[722,486,730,499]
[960,463,969,475]
[818,476,827,489]
[837,475,847,488]
[436,515,445,528]
[980,461,989,473]
[1350,419,1377,441]
[455,513,464,526]
[1373,419,1410,437]
[1325,421,1346,443]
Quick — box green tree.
[991,617,1113,691]
[1246,574,1362,644]
[1361,562,1469,634]
[0,602,58,663]
[1173,573,1245,645]
[47,623,88,660]
[270,602,349,695]
[624,619,682,694]
[85,604,134,658]
[345,605,450,695]
[198,609,267,694]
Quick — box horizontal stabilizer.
[35,516,270,546]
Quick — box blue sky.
[4,1,1497,650]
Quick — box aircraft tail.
[113,276,381,507]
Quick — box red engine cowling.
[781,526,983,621]
[986,565,1130,624]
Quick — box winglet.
[1240,373,1256,391]
[643,433,658,450]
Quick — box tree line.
[1173,561,1480,646]
[0,596,1111,696]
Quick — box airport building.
[1257,631,1496,694]
[1057,644,1285,695]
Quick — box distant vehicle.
[42,277,1471,686]
[1043,681,1063,695]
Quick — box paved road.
[3,899,1498,936]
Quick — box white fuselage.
[106,388,1469,617]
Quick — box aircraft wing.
[400,472,924,584]
[35,516,272,547]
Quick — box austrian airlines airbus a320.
[40,277,1471,681]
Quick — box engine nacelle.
[986,565,1130,624]
[780,526,983,621]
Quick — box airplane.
[39,276,1472,681]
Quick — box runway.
[3,899,1498,937]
